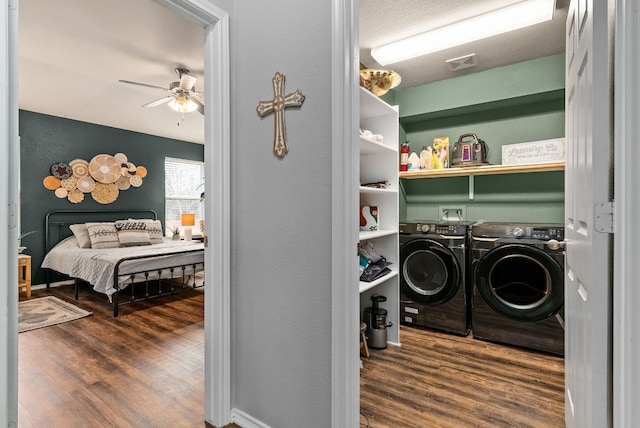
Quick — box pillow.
[128,218,164,244]
[86,222,120,249]
[115,220,151,247]
[69,223,91,248]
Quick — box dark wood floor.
[18,284,206,428]
[360,325,565,428]
[19,285,564,428]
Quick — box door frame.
[613,0,640,424]
[1,0,20,426]
[331,0,360,426]
[152,1,232,425]
[0,0,232,426]
[333,1,635,427]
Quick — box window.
[165,157,204,237]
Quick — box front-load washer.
[470,222,565,355]
[399,221,472,336]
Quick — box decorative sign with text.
[501,138,565,165]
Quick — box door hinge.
[594,201,614,233]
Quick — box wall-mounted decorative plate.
[43,175,61,190]
[51,162,73,179]
[69,159,89,178]
[89,154,121,184]
[91,182,119,204]
[76,176,96,193]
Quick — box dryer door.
[400,239,460,305]
[475,243,564,322]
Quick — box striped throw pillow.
[115,220,151,247]
[128,219,164,244]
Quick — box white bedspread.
[42,236,204,299]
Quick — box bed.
[41,210,205,317]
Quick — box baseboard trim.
[31,280,74,291]
[230,408,271,428]
[205,422,240,428]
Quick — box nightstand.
[18,254,31,299]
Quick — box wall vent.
[446,53,478,71]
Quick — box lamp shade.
[181,213,195,227]
[168,96,199,113]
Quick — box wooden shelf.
[399,162,565,179]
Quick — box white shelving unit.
[358,88,400,347]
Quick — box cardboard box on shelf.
[433,137,450,169]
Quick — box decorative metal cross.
[256,72,305,158]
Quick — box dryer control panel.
[472,223,564,241]
[515,226,564,241]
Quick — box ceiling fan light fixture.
[168,96,199,113]
[371,0,556,66]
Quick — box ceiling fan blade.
[179,73,197,91]
[192,97,205,115]
[142,95,175,108]
[118,80,169,91]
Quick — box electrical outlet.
[439,205,465,221]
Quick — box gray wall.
[19,110,204,285]
[229,1,332,426]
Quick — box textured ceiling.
[19,0,205,144]
[19,1,568,144]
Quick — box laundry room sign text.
[501,138,565,165]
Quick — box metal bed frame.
[44,209,204,317]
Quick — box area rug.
[18,296,92,333]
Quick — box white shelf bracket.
[468,175,475,200]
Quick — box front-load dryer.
[399,221,472,336]
[470,222,565,355]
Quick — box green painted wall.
[394,54,565,224]
[19,110,204,285]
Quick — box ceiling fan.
[119,67,204,116]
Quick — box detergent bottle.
[420,146,433,170]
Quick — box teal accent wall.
[395,54,566,224]
[19,110,204,285]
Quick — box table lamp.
[181,213,195,241]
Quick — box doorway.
[356,1,568,425]
[4,0,231,426]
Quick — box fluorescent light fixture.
[371,0,556,65]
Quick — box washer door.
[475,243,564,322]
[400,239,460,305]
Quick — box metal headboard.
[45,209,159,253]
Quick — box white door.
[564,0,612,427]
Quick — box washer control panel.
[400,222,468,236]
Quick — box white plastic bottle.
[420,146,433,170]
[419,146,427,169]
